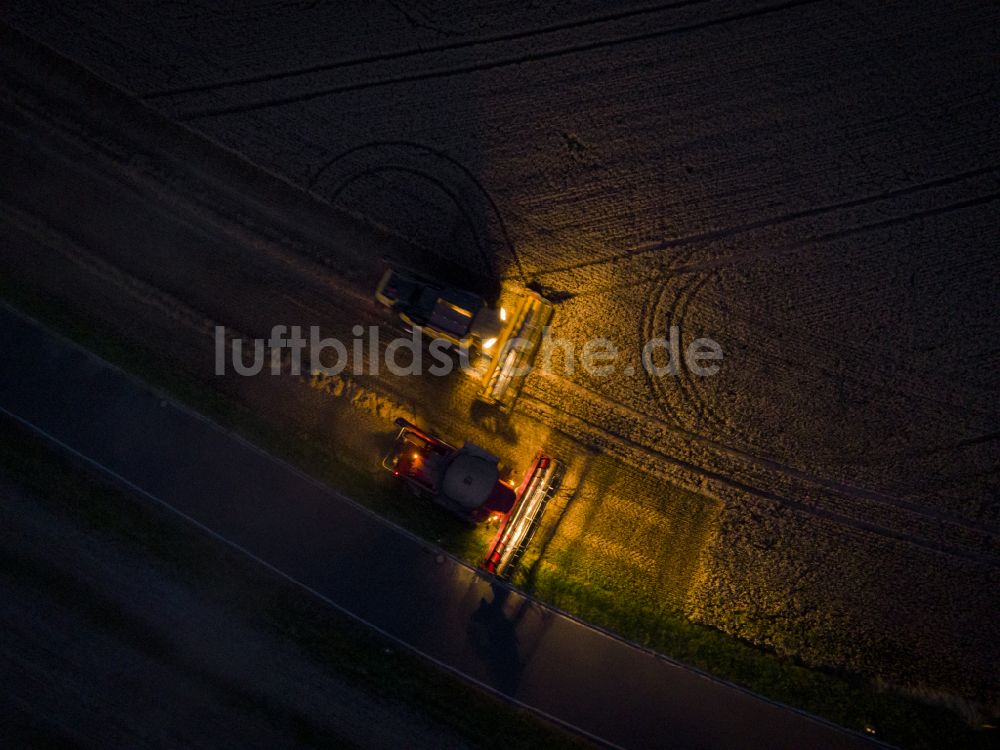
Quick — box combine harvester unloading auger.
[478,290,555,413]
[383,418,563,580]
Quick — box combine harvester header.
[478,290,554,413]
[482,451,564,579]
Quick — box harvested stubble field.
[2,0,998,743]
[517,454,722,633]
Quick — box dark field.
[1,1,997,746]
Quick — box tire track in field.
[308,140,525,282]
[519,377,1000,565]
[654,269,729,434]
[569,185,1000,298]
[639,274,676,425]
[638,200,716,427]
[548,163,1000,281]
[324,162,493,276]
[142,0,712,99]
[662,267,999,431]
[660,191,1000,274]
[530,353,998,540]
[631,175,998,430]
[638,263,995,525]
[640,224,770,472]
[175,0,825,120]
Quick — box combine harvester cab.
[482,452,564,580]
[382,418,516,523]
[478,290,555,413]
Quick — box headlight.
[499,307,507,322]
[482,337,497,350]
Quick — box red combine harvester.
[383,418,563,578]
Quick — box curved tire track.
[143,0,712,99]
[309,140,525,281]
